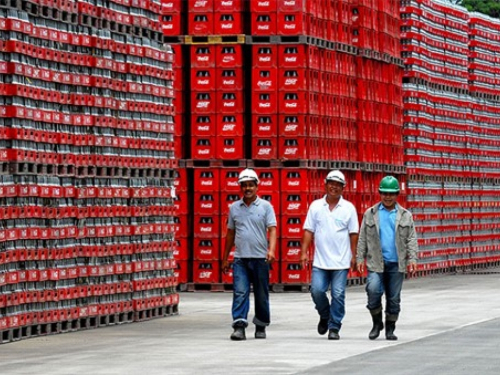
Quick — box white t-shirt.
[303,196,359,270]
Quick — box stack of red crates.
[0,0,179,343]
[190,44,245,160]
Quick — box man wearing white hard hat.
[300,170,359,340]
[222,168,277,341]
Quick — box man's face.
[380,192,398,210]
[240,181,258,200]
[325,180,344,199]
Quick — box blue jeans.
[310,267,348,331]
[232,258,270,328]
[365,261,405,317]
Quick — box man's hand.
[357,263,365,275]
[407,263,417,277]
[222,259,230,274]
[266,250,276,264]
[300,253,308,270]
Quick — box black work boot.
[385,316,398,341]
[328,329,340,340]
[317,317,328,335]
[369,310,384,340]
[255,325,266,339]
[230,326,246,341]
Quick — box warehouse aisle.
[1,271,499,375]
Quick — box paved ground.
[1,270,500,375]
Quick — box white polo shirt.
[303,196,359,270]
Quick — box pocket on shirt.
[334,217,348,232]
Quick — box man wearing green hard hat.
[356,176,418,341]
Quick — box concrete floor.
[1,270,500,375]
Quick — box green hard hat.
[379,176,400,193]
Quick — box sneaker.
[230,327,246,341]
[255,326,266,339]
[317,318,328,335]
[328,329,340,340]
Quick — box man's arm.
[266,226,277,263]
[300,230,313,269]
[222,228,235,273]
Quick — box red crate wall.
[0,1,179,342]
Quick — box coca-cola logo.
[285,149,298,155]
[285,78,298,85]
[285,103,298,107]
[285,57,297,62]
[223,124,236,131]
[258,148,271,155]
[224,148,235,153]
[288,203,301,210]
[199,271,212,278]
[285,124,298,131]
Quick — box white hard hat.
[238,168,259,184]
[325,170,346,186]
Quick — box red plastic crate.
[252,114,278,137]
[251,0,277,12]
[281,192,309,215]
[281,215,305,238]
[174,260,188,284]
[217,114,244,136]
[278,0,307,11]
[188,0,214,12]
[214,0,242,11]
[279,68,307,91]
[252,68,278,92]
[214,12,243,34]
[217,91,244,113]
[215,44,243,67]
[193,215,221,238]
[252,44,278,67]
[193,238,220,260]
[191,91,216,114]
[280,168,310,192]
[216,68,243,91]
[252,137,278,159]
[194,168,220,191]
[278,44,308,67]
[174,214,190,238]
[280,261,310,283]
[277,11,306,35]
[161,0,182,12]
[191,136,216,159]
[278,91,308,113]
[278,114,309,137]
[256,168,280,192]
[173,238,189,260]
[191,68,216,91]
[192,114,216,137]
[280,238,302,261]
[191,45,216,67]
[188,12,214,35]
[193,192,220,215]
[216,136,244,159]
[251,12,277,35]
[161,13,183,35]
[193,261,220,283]
[220,168,242,192]
[278,136,310,160]
[253,91,278,114]
[173,191,189,215]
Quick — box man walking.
[357,176,418,340]
[222,168,277,341]
[300,170,359,340]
